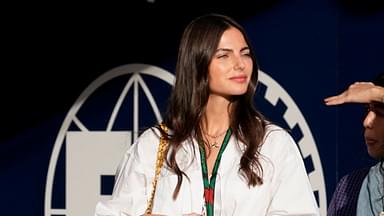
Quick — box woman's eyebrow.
[216,47,250,52]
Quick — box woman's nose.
[234,56,245,71]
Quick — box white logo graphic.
[44,64,174,216]
[45,64,326,215]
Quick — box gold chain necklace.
[204,129,227,149]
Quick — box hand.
[324,82,381,105]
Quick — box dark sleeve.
[327,167,370,216]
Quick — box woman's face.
[207,27,253,98]
[364,102,384,160]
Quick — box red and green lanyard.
[199,128,232,216]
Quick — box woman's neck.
[202,95,231,134]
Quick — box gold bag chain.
[144,123,169,214]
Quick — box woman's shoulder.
[128,127,163,166]
[260,123,304,169]
[261,123,296,152]
[264,124,290,139]
[136,126,162,144]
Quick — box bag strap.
[144,123,169,214]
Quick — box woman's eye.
[217,54,228,59]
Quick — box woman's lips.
[229,75,247,83]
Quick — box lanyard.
[199,128,232,216]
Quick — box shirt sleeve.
[266,129,320,216]
[95,129,158,216]
[327,175,346,216]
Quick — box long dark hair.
[160,13,268,199]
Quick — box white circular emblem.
[44,64,174,216]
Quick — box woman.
[95,13,319,216]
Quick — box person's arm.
[95,129,160,216]
[94,144,149,216]
[266,129,320,215]
[324,82,384,106]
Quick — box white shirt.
[95,125,320,216]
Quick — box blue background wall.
[2,1,384,215]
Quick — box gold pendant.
[210,141,219,148]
